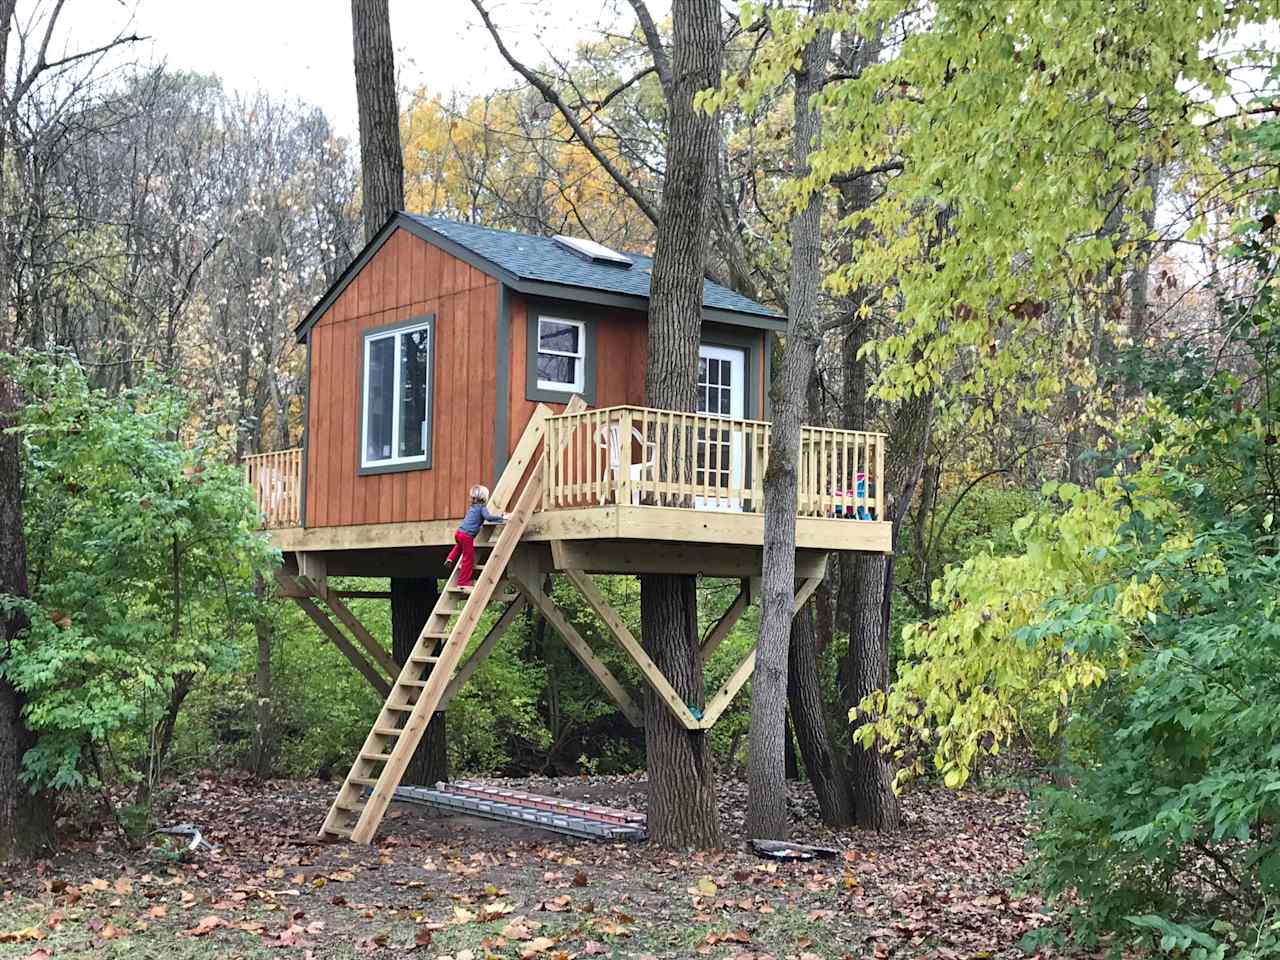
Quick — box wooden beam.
[437,596,528,711]
[316,590,399,680]
[508,565,642,728]
[698,575,828,731]
[297,552,328,598]
[546,539,829,579]
[294,596,391,698]
[333,589,392,600]
[701,579,751,664]
[701,644,757,730]
[271,566,308,598]
[561,569,701,731]
[268,510,889,556]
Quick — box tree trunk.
[250,571,274,776]
[788,602,856,825]
[351,0,405,243]
[637,0,725,851]
[747,5,832,841]
[391,577,447,784]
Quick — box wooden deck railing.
[542,405,886,520]
[245,448,303,528]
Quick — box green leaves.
[0,353,276,793]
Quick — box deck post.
[616,408,634,506]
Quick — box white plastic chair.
[595,425,657,505]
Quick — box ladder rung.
[399,680,430,688]
[373,726,401,736]
[350,777,379,787]
[361,751,394,762]
[411,655,440,664]
[322,825,353,839]
[336,799,366,812]
[385,703,416,713]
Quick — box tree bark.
[747,4,832,841]
[391,577,447,784]
[788,602,856,825]
[351,0,405,243]
[0,376,53,861]
[250,571,274,776]
[635,0,725,851]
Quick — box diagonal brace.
[561,569,702,731]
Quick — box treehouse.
[245,212,892,843]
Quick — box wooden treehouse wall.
[306,229,498,527]
[303,226,772,528]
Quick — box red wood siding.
[506,293,649,457]
[305,228,498,527]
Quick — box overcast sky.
[62,0,664,137]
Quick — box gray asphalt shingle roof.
[404,214,781,321]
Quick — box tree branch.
[625,0,672,96]
[468,0,660,226]
[830,159,904,184]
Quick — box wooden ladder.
[318,473,540,842]
[318,398,582,844]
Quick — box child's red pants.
[447,530,476,586]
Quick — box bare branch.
[468,0,660,226]
[829,159,904,184]
[625,0,672,95]
[588,64,657,113]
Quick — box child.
[445,484,507,588]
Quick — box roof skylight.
[552,234,633,268]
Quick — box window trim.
[358,314,436,476]
[525,300,597,404]
[535,315,586,393]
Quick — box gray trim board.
[357,313,437,476]
[494,283,512,486]
[300,332,311,527]
[525,299,598,405]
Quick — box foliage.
[1025,204,1280,955]
[0,354,276,806]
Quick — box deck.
[245,405,892,573]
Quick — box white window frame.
[535,315,585,394]
[361,319,432,470]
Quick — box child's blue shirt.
[459,503,503,536]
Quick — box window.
[524,303,596,405]
[535,316,585,393]
[361,317,434,471]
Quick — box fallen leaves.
[0,926,44,943]
[186,915,228,937]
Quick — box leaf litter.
[0,771,1059,958]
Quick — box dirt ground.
[0,774,1051,960]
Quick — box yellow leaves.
[690,877,718,897]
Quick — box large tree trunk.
[747,4,832,840]
[0,378,53,861]
[846,384,934,831]
[391,577,447,784]
[638,0,725,851]
[788,602,856,825]
[351,0,405,243]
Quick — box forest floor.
[0,773,1053,960]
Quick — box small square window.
[536,316,585,393]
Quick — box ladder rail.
[319,397,586,844]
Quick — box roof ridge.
[404,212,654,263]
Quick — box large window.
[536,316,585,393]
[361,317,434,472]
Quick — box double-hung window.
[535,316,585,393]
[361,317,434,471]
